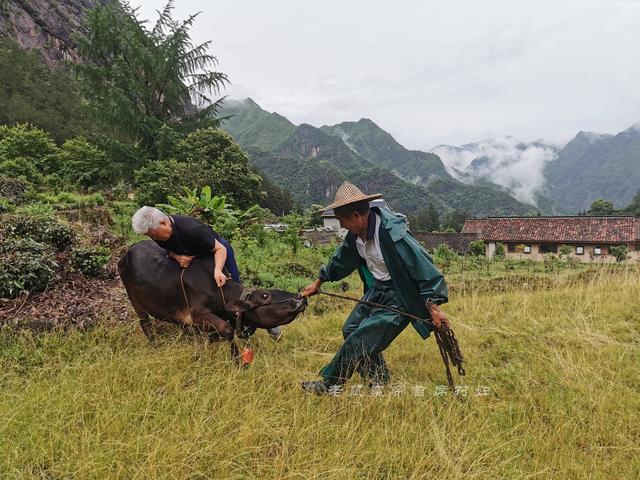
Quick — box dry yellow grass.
[1,266,639,479]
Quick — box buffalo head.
[226,289,307,329]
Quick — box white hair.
[132,206,169,234]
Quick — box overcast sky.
[131,0,640,149]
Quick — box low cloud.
[431,137,559,205]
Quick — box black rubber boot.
[301,380,329,395]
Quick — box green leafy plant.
[469,239,486,257]
[559,244,573,258]
[158,186,239,240]
[433,243,458,269]
[0,239,57,299]
[494,242,506,259]
[3,214,75,251]
[281,213,304,254]
[70,246,111,277]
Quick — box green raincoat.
[316,207,449,385]
[319,207,448,339]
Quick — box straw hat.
[322,181,383,211]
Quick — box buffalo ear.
[225,300,250,315]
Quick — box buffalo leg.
[193,312,241,364]
[130,299,154,340]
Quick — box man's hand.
[214,268,227,288]
[426,301,449,330]
[170,252,194,268]
[301,279,322,298]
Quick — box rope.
[179,268,191,314]
[317,289,465,390]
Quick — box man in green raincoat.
[301,182,449,394]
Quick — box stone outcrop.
[0,0,112,66]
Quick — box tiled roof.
[461,219,489,234]
[413,232,480,254]
[462,216,640,243]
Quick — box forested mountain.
[543,126,640,211]
[221,99,538,216]
[321,119,450,182]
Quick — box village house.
[462,216,640,262]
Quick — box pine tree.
[75,1,229,158]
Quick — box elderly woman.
[131,206,282,340]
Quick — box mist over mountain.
[432,138,560,206]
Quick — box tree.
[469,239,486,257]
[0,39,89,143]
[175,128,262,208]
[442,209,469,232]
[135,129,262,208]
[410,204,440,231]
[586,198,617,216]
[258,175,297,215]
[623,190,640,216]
[75,1,229,158]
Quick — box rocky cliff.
[0,0,111,66]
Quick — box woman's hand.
[214,269,227,287]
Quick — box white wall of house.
[486,242,496,258]
[323,217,342,230]
[498,243,639,262]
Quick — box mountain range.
[220,99,541,216]
[433,125,640,213]
[3,0,637,216]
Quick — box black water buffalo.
[118,240,307,349]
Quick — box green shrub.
[0,197,15,213]
[16,202,55,217]
[0,157,42,184]
[433,243,458,270]
[609,245,629,263]
[281,213,304,254]
[543,254,561,272]
[135,129,262,209]
[469,239,486,256]
[559,244,573,257]
[3,214,75,251]
[0,175,27,202]
[111,181,130,201]
[34,191,106,210]
[494,242,506,258]
[70,246,110,277]
[58,136,115,188]
[0,244,58,298]
[0,123,59,173]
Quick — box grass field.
[1,265,639,479]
